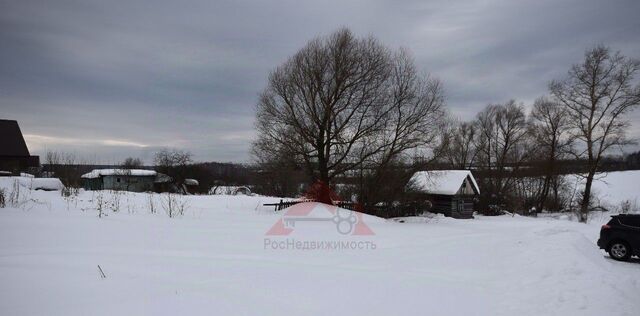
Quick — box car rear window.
[618,216,640,228]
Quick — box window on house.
[116,178,121,183]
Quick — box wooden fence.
[263,199,359,212]
[263,199,425,218]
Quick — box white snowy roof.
[184,179,199,186]
[408,170,480,195]
[0,177,65,191]
[81,169,157,179]
[30,178,65,191]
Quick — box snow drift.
[0,171,639,315]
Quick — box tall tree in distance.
[121,157,143,169]
[154,148,193,184]
[253,28,445,199]
[529,97,572,213]
[550,45,640,222]
[439,121,478,169]
[474,100,530,212]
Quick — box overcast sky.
[1,0,639,164]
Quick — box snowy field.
[1,171,639,315]
[569,170,640,212]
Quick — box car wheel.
[608,241,631,261]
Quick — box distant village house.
[81,169,172,192]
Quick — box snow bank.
[0,172,639,315]
[30,178,65,191]
[0,176,64,191]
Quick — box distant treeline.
[464,153,640,178]
[41,150,640,190]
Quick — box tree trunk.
[537,155,555,215]
[537,175,552,216]
[579,171,595,223]
[317,162,329,184]
[552,178,560,212]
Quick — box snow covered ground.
[0,172,639,315]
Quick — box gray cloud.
[1,0,639,163]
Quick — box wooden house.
[0,119,39,174]
[81,169,172,192]
[407,170,480,219]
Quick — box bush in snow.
[61,187,80,210]
[8,179,20,207]
[125,193,136,214]
[109,191,121,213]
[5,179,37,210]
[60,186,78,198]
[0,188,5,208]
[94,191,106,218]
[161,193,189,218]
[147,194,156,214]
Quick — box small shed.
[81,169,169,192]
[408,170,480,219]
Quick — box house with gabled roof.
[407,170,480,219]
[0,119,39,175]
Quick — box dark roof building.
[0,119,40,174]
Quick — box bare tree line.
[420,46,639,220]
[252,29,640,220]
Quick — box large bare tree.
[253,29,445,192]
[550,45,640,222]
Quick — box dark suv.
[598,214,640,261]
